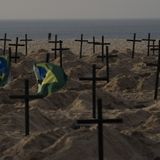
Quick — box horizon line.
[0,18,160,21]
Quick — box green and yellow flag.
[0,55,10,87]
[33,63,67,96]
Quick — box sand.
[0,38,160,160]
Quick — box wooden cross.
[106,46,110,83]
[49,35,61,59]
[149,40,157,55]
[75,34,88,58]
[142,33,156,56]
[46,53,50,63]
[97,46,117,82]
[20,34,32,56]
[9,37,24,63]
[95,36,110,62]
[88,36,96,54]
[149,40,160,100]
[97,44,117,64]
[9,80,43,136]
[77,98,123,160]
[51,40,69,68]
[127,33,141,59]
[151,40,156,55]
[79,64,107,118]
[0,33,11,55]
[8,47,20,64]
[48,33,52,41]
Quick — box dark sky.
[0,0,160,19]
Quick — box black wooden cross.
[149,40,160,100]
[97,45,117,64]
[77,98,123,160]
[79,64,108,118]
[88,36,96,54]
[8,47,20,64]
[127,33,141,59]
[49,35,61,59]
[0,33,11,55]
[75,34,88,58]
[51,40,69,68]
[95,36,111,62]
[46,52,50,63]
[9,37,24,63]
[149,40,157,56]
[106,46,110,83]
[151,40,156,55]
[142,33,156,56]
[20,34,32,56]
[48,33,52,41]
[97,46,116,82]
[9,80,43,136]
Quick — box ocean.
[0,19,160,40]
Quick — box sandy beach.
[0,38,160,160]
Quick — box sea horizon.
[0,19,159,40]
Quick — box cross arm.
[77,119,98,124]
[95,42,111,46]
[79,77,107,81]
[75,40,88,42]
[103,119,123,123]
[10,95,25,99]
[0,39,11,41]
[127,39,141,42]
[51,48,70,51]
[10,95,44,100]
[97,55,118,58]
[142,39,150,41]
[150,48,159,51]
[9,44,25,47]
[48,40,61,43]
[20,39,32,42]
[146,63,157,67]
[29,95,44,100]
[77,118,123,124]
[142,39,155,41]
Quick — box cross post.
[77,98,123,160]
[150,41,160,100]
[9,37,24,63]
[20,34,32,56]
[0,33,11,55]
[49,34,60,59]
[51,40,69,68]
[8,47,20,64]
[46,52,50,63]
[75,34,88,58]
[94,36,110,62]
[79,64,108,118]
[88,36,96,54]
[127,33,141,58]
[9,80,43,136]
[48,33,52,41]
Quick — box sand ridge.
[0,39,160,160]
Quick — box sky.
[0,0,160,20]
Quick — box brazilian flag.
[33,63,68,96]
[0,55,10,87]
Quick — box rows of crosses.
[48,34,70,67]
[0,35,32,64]
[75,34,111,62]
[145,40,160,100]
[78,45,122,160]
[9,34,121,160]
[9,32,160,160]
[127,33,157,58]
